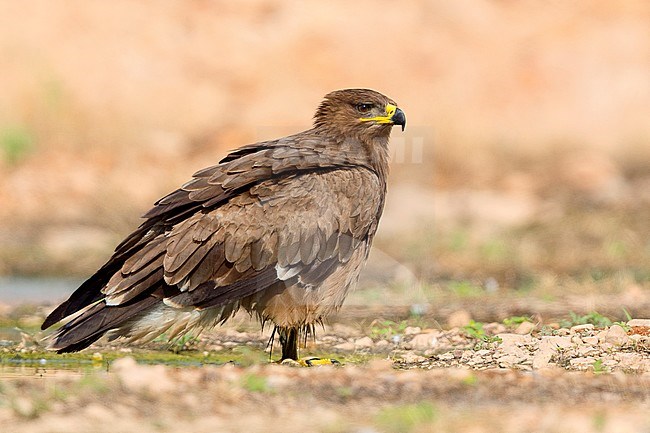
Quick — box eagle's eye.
[355,103,374,114]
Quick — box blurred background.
[0,0,648,317]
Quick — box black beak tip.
[391,108,406,132]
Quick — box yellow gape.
[359,103,398,124]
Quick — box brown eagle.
[42,89,406,361]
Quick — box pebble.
[600,325,629,346]
[404,326,421,335]
[437,352,455,361]
[533,336,573,369]
[627,319,650,328]
[410,333,439,350]
[334,342,355,351]
[570,324,594,333]
[354,337,374,348]
[447,310,472,328]
[497,333,532,346]
[514,321,536,335]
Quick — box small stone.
[437,351,455,361]
[627,319,650,328]
[569,357,596,368]
[539,336,573,349]
[577,345,597,356]
[582,336,599,345]
[498,355,520,367]
[401,352,425,363]
[483,323,507,334]
[447,310,472,328]
[334,342,355,351]
[514,321,536,335]
[571,324,594,333]
[354,336,374,348]
[496,333,532,346]
[602,325,628,346]
[410,333,439,350]
[375,339,390,348]
[404,326,421,335]
[533,336,573,369]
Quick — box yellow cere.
[359,103,398,124]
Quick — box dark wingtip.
[41,302,70,330]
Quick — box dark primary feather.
[42,89,402,356]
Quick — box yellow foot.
[280,357,341,367]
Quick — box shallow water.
[0,276,80,305]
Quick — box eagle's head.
[313,89,406,140]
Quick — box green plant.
[375,402,437,433]
[503,316,532,327]
[241,373,270,393]
[167,333,200,353]
[592,359,608,375]
[370,320,408,339]
[0,126,34,164]
[560,311,613,328]
[463,320,502,347]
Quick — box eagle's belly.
[242,244,369,328]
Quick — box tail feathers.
[42,264,121,330]
[49,296,159,353]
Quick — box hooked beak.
[359,103,407,131]
[391,107,406,131]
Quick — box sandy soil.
[3,304,650,433]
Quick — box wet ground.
[3,297,650,433]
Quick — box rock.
[533,336,573,369]
[569,357,596,368]
[539,336,573,349]
[601,325,628,346]
[404,326,421,335]
[496,333,532,346]
[437,352,455,361]
[570,324,594,333]
[483,323,507,334]
[400,352,425,363]
[514,321,536,335]
[374,339,390,348]
[627,319,650,328]
[354,336,374,348]
[334,342,355,352]
[409,333,439,350]
[582,336,599,345]
[496,333,531,361]
[447,310,472,328]
[498,355,520,368]
[617,352,643,370]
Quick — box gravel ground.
[3,312,650,433]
